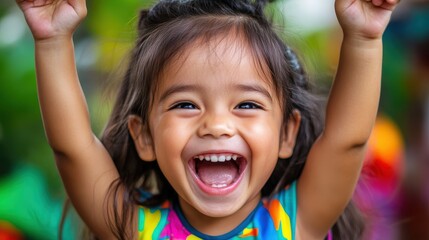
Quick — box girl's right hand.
[16,0,87,41]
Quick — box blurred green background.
[0,0,428,239]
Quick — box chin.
[199,204,240,218]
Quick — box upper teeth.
[194,154,239,162]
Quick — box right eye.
[169,102,198,110]
[235,101,262,110]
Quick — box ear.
[128,115,156,161]
[279,109,301,159]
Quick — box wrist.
[34,35,74,49]
[341,35,383,50]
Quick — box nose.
[197,111,236,139]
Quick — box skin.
[136,36,299,235]
[15,0,400,239]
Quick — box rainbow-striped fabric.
[138,182,297,240]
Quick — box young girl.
[16,0,399,239]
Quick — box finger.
[16,0,34,3]
[371,0,384,7]
[15,0,34,11]
[386,0,400,4]
[380,0,400,10]
[15,0,33,5]
[363,0,399,10]
[30,0,52,7]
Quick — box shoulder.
[137,201,172,239]
[264,181,297,209]
[262,181,298,240]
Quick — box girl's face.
[147,35,290,231]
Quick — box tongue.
[197,161,238,186]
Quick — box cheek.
[150,118,192,187]
[151,116,193,160]
[241,116,282,158]
[242,122,280,193]
[240,112,283,185]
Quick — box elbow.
[349,128,372,149]
[345,129,371,150]
[47,139,74,158]
[48,134,97,160]
[321,128,371,152]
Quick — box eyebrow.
[235,83,273,102]
[158,82,273,102]
[159,84,199,103]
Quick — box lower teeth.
[211,183,227,188]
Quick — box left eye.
[235,102,262,109]
[169,102,198,110]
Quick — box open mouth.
[189,153,247,191]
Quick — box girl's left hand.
[335,0,400,40]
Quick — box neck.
[177,194,261,236]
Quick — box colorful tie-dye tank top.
[137,181,297,240]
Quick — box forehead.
[156,32,274,91]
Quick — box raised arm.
[16,0,121,238]
[296,0,399,238]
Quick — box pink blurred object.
[354,116,405,240]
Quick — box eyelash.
[169,102,198,110]
[235,101,263,110]
[168,101,263,110]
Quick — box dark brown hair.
[93,0,365,239]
